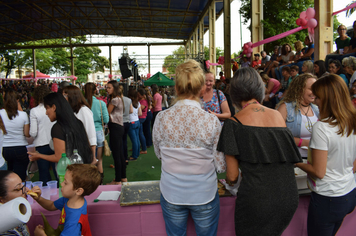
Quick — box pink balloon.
[247,42,252,47]
[247,48,253,53]
[246,53,252,57]
[296,18,302,26]
[299,11,307,20]
[306,8,315,19]
[244,44,249,49]
[308,18,317,28]
[243,49,248,54]
[300,18,307,26]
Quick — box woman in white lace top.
[153,59,226,236]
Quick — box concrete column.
[314,0,333,61]
[251,0,263,56]
[209,2,216,76]
[223,0,231,79]
[199,19,204,58]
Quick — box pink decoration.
[308,18,317,29]
[306,8,315,19]
[300,19,307,27]
[205,60,211,70]
[147,73,151,78]
[73,77,77,81]
[218,56,225,65]
[299,11,307,20]
[108,74,113,79]
[247,48,253,53]
[247,42,252,47]
[51,83,58,92]
[251,26,303,48]
[332,2,356,15]
[246,53,251,57]
[296,18,302,26]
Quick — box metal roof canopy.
[0,0,224,45]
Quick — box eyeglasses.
[340,29,347,31]
[14,182,26,194]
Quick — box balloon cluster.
[242,42,253,57]
[296,8,317,34]
[218,56,225,65]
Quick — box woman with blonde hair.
[342,56,356,88]
[293,40,304,61]
[277,73,319,159]
[153,59,226,236]
[296,74,356,235]
[302,60,314,74]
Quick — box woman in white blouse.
[153,59,226,236]
[63,85,97,164]
[29,85,57,184]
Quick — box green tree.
[163,46,224,74]
[239,0,314,53]
[73,47,109,83]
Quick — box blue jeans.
[3,146,29,181]
[36,145,58,185]
[139,118,147,152]
[128,121,140,158]
[122,122,131,160]
[96,129,105,148]
[307,189,356,236]
[160,192,220,236]
[143,111,153,147]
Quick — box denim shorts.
[96,129,105,147]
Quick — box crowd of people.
[0,20,356,236]
[232,20,356,112]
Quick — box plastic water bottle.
[70,149,83,164]
[57,153,71,198]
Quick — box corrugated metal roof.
[0,0,224,44]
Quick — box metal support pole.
[32,48,36,85]
[109,45,112,76]
[223,0,231,79]
[70,46,74,77]
[148,44,151,74]
[32,48,36,78]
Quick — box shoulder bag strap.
[99,99,104,128]
[216,89,222,113]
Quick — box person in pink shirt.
[260,72,281,108]
[138,88,148,154]
[151,84,162,128]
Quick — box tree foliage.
[239,0,315,53]
[163,46,224,74]
[0,36,109,82]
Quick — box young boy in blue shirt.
[32,164,101,236]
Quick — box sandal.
[106,180,121,185]
[129,157,137,161]
[140,151,147,154]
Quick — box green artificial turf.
[30,137,226,184]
